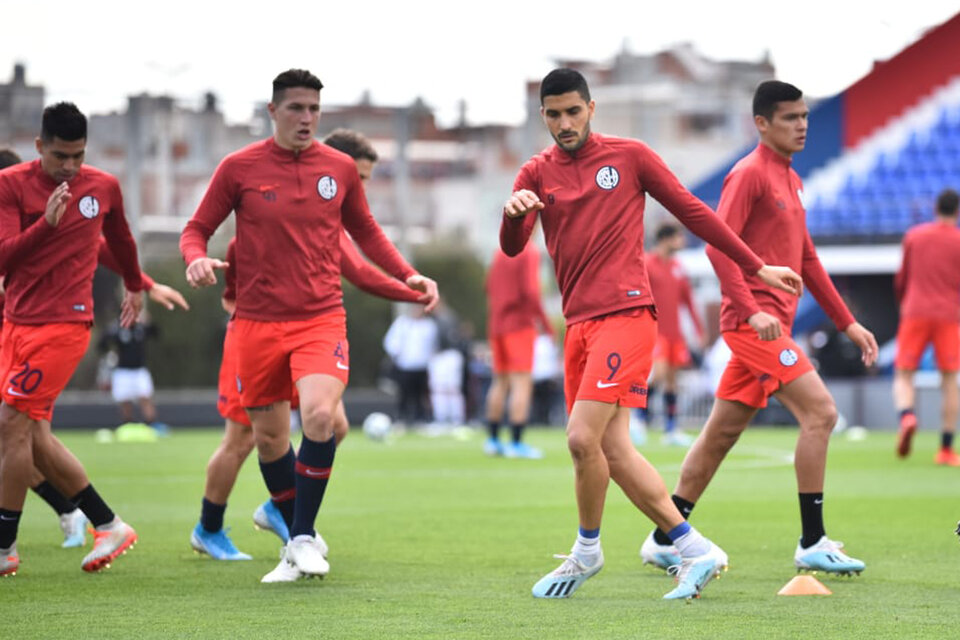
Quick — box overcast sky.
[3,1,957,127]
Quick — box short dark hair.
[272,69,323,104]
[41,102,87,143]
[323,128,378,162]
[753,80,803,121]
[0,147,22,170]
[937,188,960,216]
[655,223,681,243]
[540,68,591,104]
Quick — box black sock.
[510,423,526,444]
[32,480,77,516]
[259,445,297,530]
[942,432,955,450]
[70,484,115,528]
[799,492,826,548]
[291,435,336,539]
[487,420,501,440]
[653,495,696,545]
[0,509,21,549]
[200,498,226,533]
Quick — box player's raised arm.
[504,189,545,219]
[180,156,240,288]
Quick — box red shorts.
[217,321,250,427]
[490,327,537,374]
[716,323,814,409]
[0,322,91,421]
[563,308,657,413]
[895,317,960,372]
[653,335,691,367]
[234,310,348,408]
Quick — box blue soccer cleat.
[532,551,604,598]
[505,442,544,459]
[663,541,728,600]
[794,536,864,575]
[253,500,290,543]
[190,522,251,560]
[483,437,505,456]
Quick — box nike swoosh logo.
[543,186,563,194]
[813,499,823,505]
[6,387,27,397]
[304,469,330,478]
[0,515,17,521]
[258,184,280,192]
[596,381,618,389]
[336,361,349,371]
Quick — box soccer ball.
[362,412,392,441]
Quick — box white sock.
[572,534,601,562]
[674,527,710,558]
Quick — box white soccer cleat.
[81,518,137,573]
[531,550,604,598]
[794,536,865,575]
[261,546,302,583]
[662,541,728,600]
[286,534,330,577]
[640,530,681,571]
[0,543,19,577]
[59,509,88,548]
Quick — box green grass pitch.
[3,426,958,639]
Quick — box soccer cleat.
[483,437,504,457]
[934,448,960,467]
[81,518,137,573]
[261,546,302,583]
[640,530,681,571]
[253,500,290,543]
[286,535,330,577]
[662,541,728,600]
[532,550,604,598]
[0,543,18,577]
[59,509,88,548]
[896,414,917,458]
[505,442,544,460]
[662,431,694,447]
[190,522,252,560]
[794,536,865,575]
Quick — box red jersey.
[0,160,144,324]
[895,221,960,320]
[501,133,764,326]
[707,143,854,333]
[222,233,419,304]
[646,251,703,341]
[486,243,551,337]
[180,138,415,322]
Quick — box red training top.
[181,138,416,322]
[646,251,703,341]
[895,220,960,321]
[0,160,144,324]
[501,133,764,326]
[707,143,854,334]
[486,243,552,337]
[222,234,420,304]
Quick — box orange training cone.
[777,575,832,596]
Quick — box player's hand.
[503,189,545,219]
[186,257,229,288]
[747,311,782,341]
[120,289,143,328]
[755,265,803,297]
[844,322,878,367]
[148,282,190,311]
[406,274,440,313]
[44,182,71,227]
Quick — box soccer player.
[190,129,431,560]
[0,103,144,576]
[484,240,553,458]
[640,81,878,577]
[502,68,803,600]
[893,188,960,466]
[636,223,706,447]
[180,70,438,582]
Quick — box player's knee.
[566,426,601,462]
[801,400,837,435]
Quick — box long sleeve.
[340,172,416,283]
[340,232,421,303]
[501,162,540,257]
[639,144,764,275]
[97,236,154,290]
[180,159,238,266]
[0,176,55,273]
[100,180,145,292]
[800,230,855,331]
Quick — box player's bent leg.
[0,406,36,513]
[333,401,349,445]
[892,368,918,458]
[205,419,256,505]
[775,371,837,494]
[484,374,508,456]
